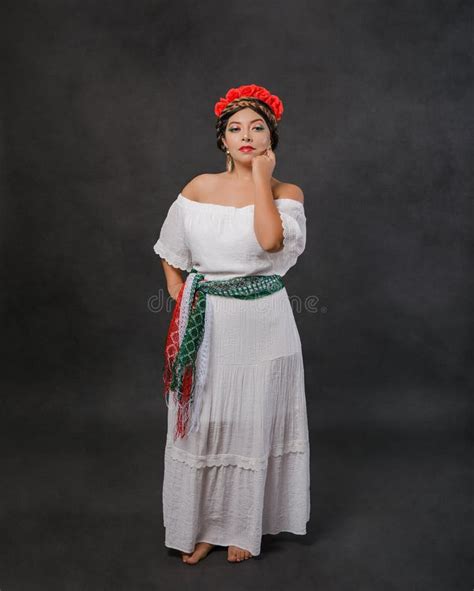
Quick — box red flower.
[214,84,284,121]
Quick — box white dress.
[153,192,310,557]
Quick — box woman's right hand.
[168,282,184,301]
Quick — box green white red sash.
[163,269,285,440]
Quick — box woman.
[153,84,310,564]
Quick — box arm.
[159,174,208,299]
[153,194,194,299]
[161,259,185,301]
[253,179,305,252]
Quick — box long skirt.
[162,286,311,557]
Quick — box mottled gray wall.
[1,1,472,588]
[2,1,471,408]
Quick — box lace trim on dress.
[153,240,193,272]
[175,272,213,434]
[165,439,309,471]
[178,275,194,342]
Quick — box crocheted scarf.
[163,268,285,440]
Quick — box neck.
[228,161,254,182]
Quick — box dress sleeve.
[153,197,194,272]
[267,199,307,276]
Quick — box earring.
[225,148,233,172]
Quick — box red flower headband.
[214,84,284,122]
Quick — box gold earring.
[225,148,233,172]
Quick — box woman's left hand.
[251,145,276,181]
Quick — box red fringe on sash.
[163,282,195,439]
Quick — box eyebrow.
[228,118,264,125]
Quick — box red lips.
[239,146,255,152]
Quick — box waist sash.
[163,268,285,440]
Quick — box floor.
[1,381,471,591]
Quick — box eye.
[228,126,265,132]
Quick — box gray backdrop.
[1,0,472,589]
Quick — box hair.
[215,98,280,171]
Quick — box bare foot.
[227,545,253,562]
[182,542,215,564]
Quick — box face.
[223,107,271,161]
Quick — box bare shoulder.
[180,173,219,202]
[273,182,304,204]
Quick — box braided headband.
[214,84,284,122]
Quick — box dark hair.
[215,98,280,153]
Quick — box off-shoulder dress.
[153,192,311,557]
